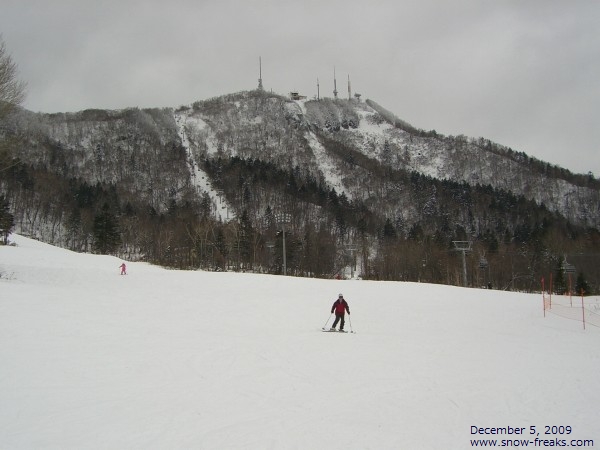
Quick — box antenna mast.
[348,74,351,100]
[333,67,338,99]
[258,56,263,91]
[317,77,320,100]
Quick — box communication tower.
[348,74,351,100]
[333,67,338,99]
[258,57,263,91]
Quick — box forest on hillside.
[2,149,599,294]
[1,91,599,294]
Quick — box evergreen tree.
[199,192,212,219]
[0,195,15,244]
[382,140,392,165]
[263,205,275,230]
[239,209,254,267]
[382,218,397,240]
[66,208,82,251]
[553,258,567,295]
[92,203,121,254]
[214,227,228,270]
[575,272,590,296]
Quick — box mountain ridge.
[179,90,599,226]
[1,89,599,290]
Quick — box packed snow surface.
[1,235,598,449]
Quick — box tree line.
[2,150,598,294]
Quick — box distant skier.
[330,293,350,331]
[119,262,127,275]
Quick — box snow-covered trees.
[1,90,599,291]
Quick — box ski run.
[1,234,598,449]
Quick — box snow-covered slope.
[1,236,598,449]
[174,110,235,221]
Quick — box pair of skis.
[321,327,355,334]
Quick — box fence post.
[549,273,553,309]
[581,290,586,331]
[541,277,546,317]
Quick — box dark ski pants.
[332,313,345,330]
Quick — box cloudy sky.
[2,0,599,175]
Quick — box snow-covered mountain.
[1,234,598,449]
[178,91,600,229]
[4,90,598,228]
[1,89,599,289]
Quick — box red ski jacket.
[331,299,350,315]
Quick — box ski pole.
[348,314,354,333]
[322,313,332,329]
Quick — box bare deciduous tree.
[0,36,26,118]
[1,36,27,174]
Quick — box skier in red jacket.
[330,293,350,331]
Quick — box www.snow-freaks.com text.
[469,425,594,447]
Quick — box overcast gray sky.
[2,0,599,175]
